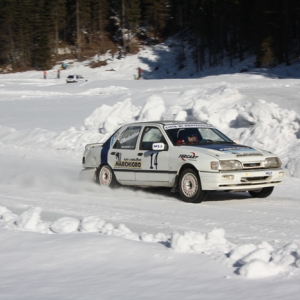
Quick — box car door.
[109,125,142,183]
[135,126,170,184]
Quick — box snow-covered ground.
[0,44,300,299]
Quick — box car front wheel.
[178,168,207,203]
[97,165,118,188]
[248,187,274,198]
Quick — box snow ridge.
[1,205,299,279]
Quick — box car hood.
[177,143,271,159]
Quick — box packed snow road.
[1,147,299,249]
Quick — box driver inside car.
[177,130,200,145]
[187,133,199,143]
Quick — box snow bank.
[138,94,166,121]
[230,241,300,278]
[238,260,282,278]
[84,98,140,134]
[16,207,42,230]
[0,206,18,222]
[1,205,299,279]
[79,216,106,233]
[2,81,299,177]
[170,228,230,254]
[50,217,80,233]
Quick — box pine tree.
[0,0,16,65]
[13,0,36,68]
[47,0,67,57]
[144,0,170,40]
[127,0,141,31]
[31,0,51,69]
[126,0,141,52]
[89,0,110,56]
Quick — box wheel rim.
[99,166,112,186]
[181,173,198,198]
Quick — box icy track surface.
[0,49,300,299]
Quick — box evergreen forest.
[1,0,300,71]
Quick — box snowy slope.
[0,45,300,299]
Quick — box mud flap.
[171,175,179,193]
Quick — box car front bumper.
[200,168,285,191]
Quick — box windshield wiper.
[217,141,234,144]
[199,140,234,144]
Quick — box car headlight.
[211,160,242,170]
[264,157,281,168]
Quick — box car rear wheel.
[178,168,207,203]
[248,187,274,198]
[97,165,118,188]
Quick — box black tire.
[248,187,274,198]
[96,165,119,188]
[178,168,207,203]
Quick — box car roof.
[122,120,210,126]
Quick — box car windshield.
[164,125,233,146]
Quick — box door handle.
[137,153,143,156]
[110,152,116,155]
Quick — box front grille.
[242,162,262,169]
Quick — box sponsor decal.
[219,146,252,151]
[179,152,199,161]
[120,131,139,144]
[114,158,142,168]
[217,146,263,157]
[164,124,213,130]
[234,152,263,157]
[120,145,135,149]
[153,143,164,149]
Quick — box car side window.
[113,126,141,149]
[140,127,167,150]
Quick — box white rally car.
[81,121,285,203]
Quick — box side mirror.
[152,143,165,151]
